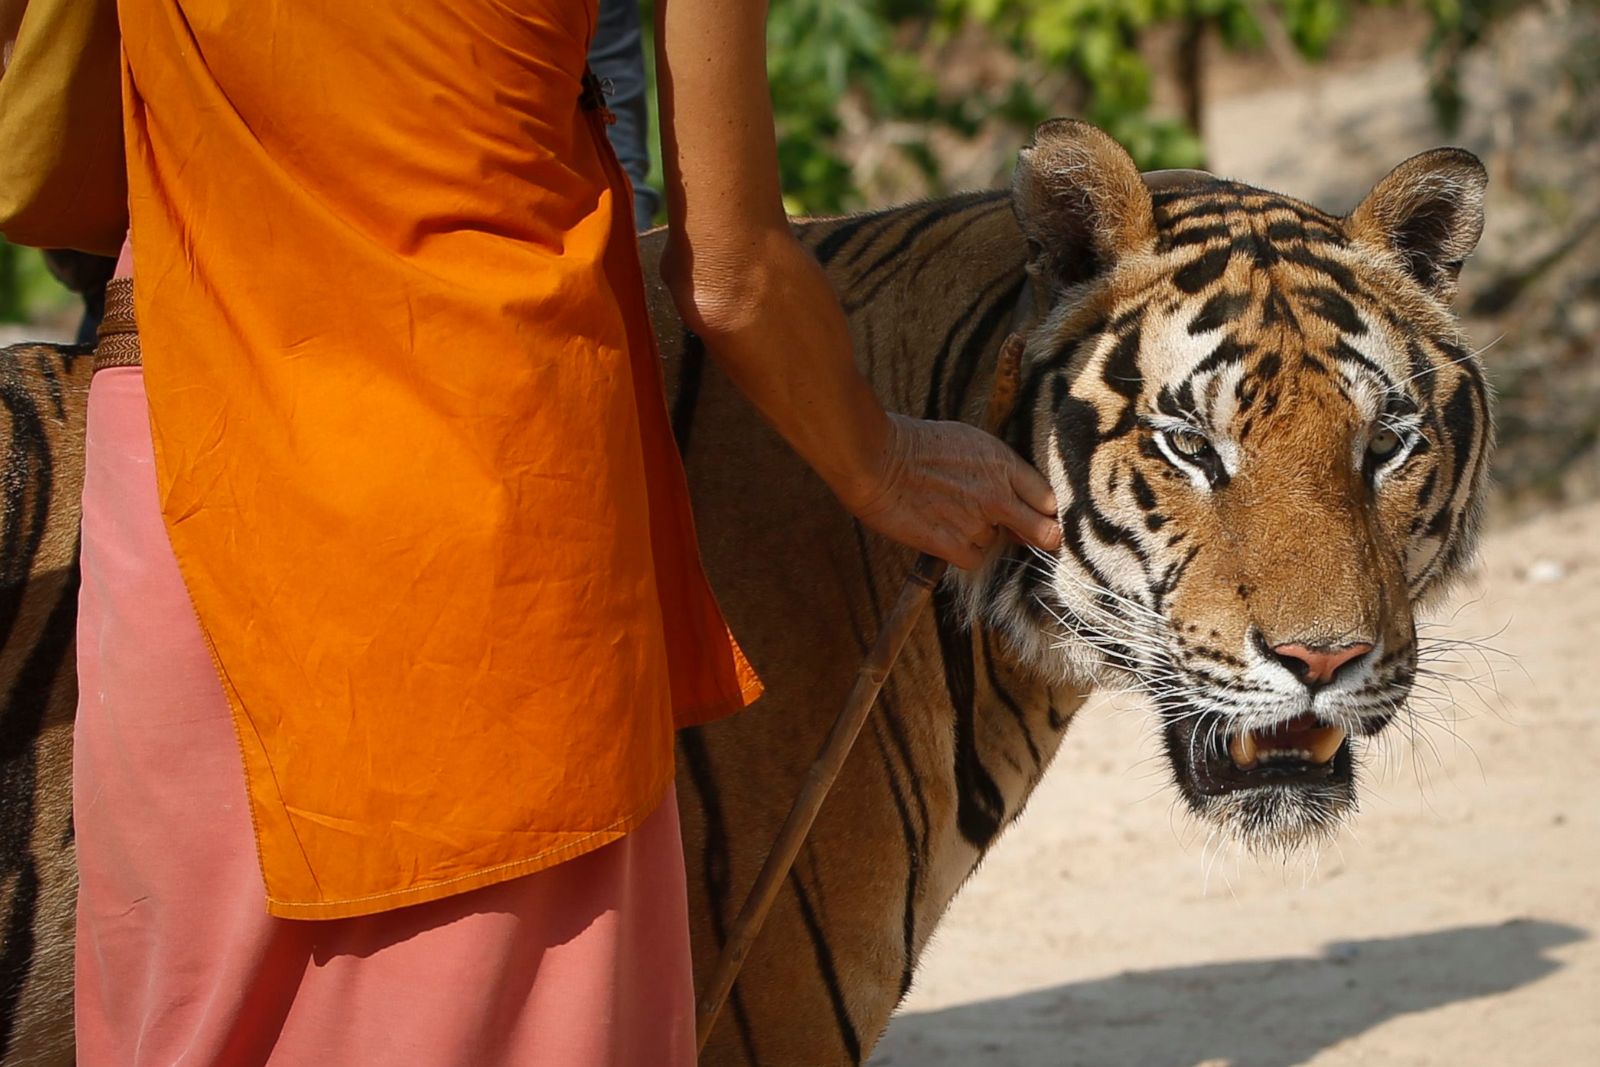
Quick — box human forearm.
[655,0,890,504]
[656,0,1060,565]
[661,225,889,508]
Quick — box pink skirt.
[73,364,696,1065]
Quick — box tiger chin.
[966,119,1493,859]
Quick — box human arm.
[653,0,1062,569]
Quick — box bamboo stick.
[695,331,1029,1054]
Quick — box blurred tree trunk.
[1176,14,1207,144]
[0,241,22,323]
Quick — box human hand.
[842,413,1063,570]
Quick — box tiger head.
[983,120,1492,852]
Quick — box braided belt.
[94,278,142,373]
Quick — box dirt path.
[872,500,1599,1066]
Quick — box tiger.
[0,344,92,1067]
[0,119,1491,1067]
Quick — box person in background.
[42,248,114,344]
[590,0,660,231]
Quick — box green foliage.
[0,239,75,326]
[0,1,1526,333]
[1422,0,1528,132]
[746,0,1445,214]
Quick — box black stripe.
[1329,339,1392,384]
[933,586,1004,848]
[0,862,36,1061]
[676,728,760,1064]
[0,353,73,1060]
[1129,468,1158,512]
[1233,232,1281,270]
[848,525,930,862]
[1301,287,1367,335]
[849,524,925,1002]
[670,329,706,454]
[1173,246,1233,294]
[1056,388,1149,561]
[1007,306,1118,460]
[1156,198,1238,227]
[1188,291,1251,335]
[1280,246,1364,296]
[854,196,996,287]
[842,208,929,269]
[942,277,1027,423]
[0,369,54,644]
[844,198,1010,314]
[871,722,921,1001]
[1102,326,1144,400]
[1163,222,1232,249]
[789,867,862,1064]
[980,629,1041,768]
[1191,338,1249,379]
[922,272,1024,421]
[1404,338,1437,404]
[811,211,895,268]
[1438,376,1482,515]
[850,521,933,862]
[0,560,78,1061]
[901,197,1010,281]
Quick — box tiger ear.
[1011,119,1157,292]
[1346,148,1487,302]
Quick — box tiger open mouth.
[1168,711,1356,797]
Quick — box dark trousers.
[590,0,659,231]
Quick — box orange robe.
[118,0,759,919]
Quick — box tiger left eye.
[1169,429,1211,457]
[1368,427,1404,460]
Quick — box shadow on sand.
[871,919,1585,1067]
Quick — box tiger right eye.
[1368,427,1404,459]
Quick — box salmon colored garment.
[118,0,760,919]
[76,366,696,1065]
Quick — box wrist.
[821,398,898,513]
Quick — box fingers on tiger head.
[1008,459,1059,518]
[992,495,1064,554]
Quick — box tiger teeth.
[1304,725,1348,764]
[1227,724,1347,769]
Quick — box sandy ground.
[872,500,1600,1066]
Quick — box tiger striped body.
[642,192,1090,1066]
[0,122,1492,1067]
[0,346,91,1067]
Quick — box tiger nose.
[1270,642,1373,688]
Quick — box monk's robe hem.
[264,773,675,920]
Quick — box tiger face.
[984,121,1492,852]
